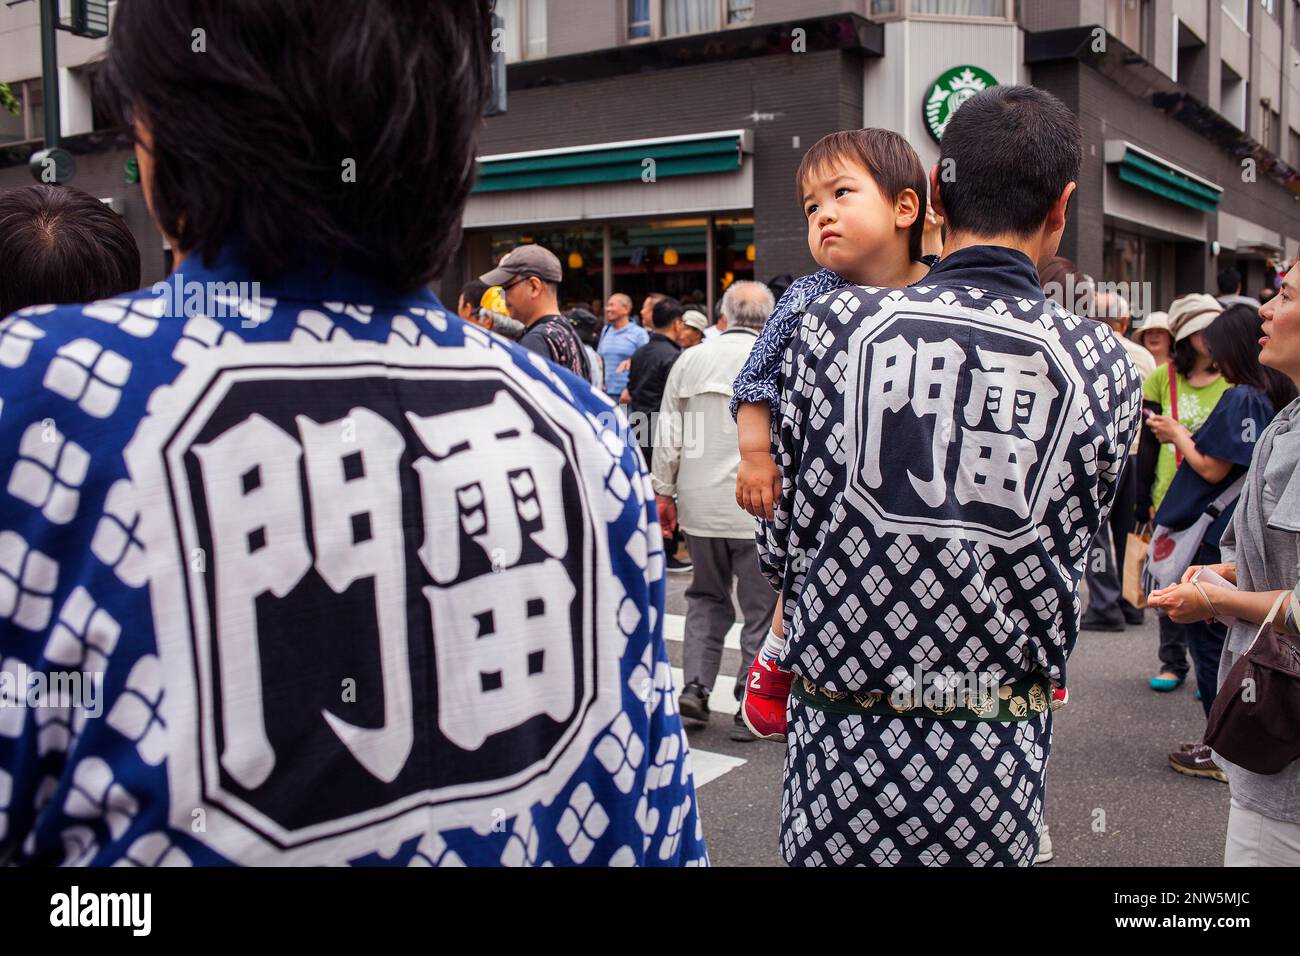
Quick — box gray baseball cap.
[479,243,563,285]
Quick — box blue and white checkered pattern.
[0,247,706,867]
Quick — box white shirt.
[1118,334,1155,454]
[651,328,758,539]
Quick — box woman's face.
[1260,270,1300,380]
[1189,330,1210,358]
[1140,328,1172,361]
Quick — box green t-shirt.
[1142,363,1230,509]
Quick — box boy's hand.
[656,495,677,537]
[736,451,781,520]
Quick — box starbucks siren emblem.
[924,65,998,142]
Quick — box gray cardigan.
[1215,397,1300,823]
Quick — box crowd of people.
[0,0,1296,869]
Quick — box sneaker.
[730,713,758,742]
[1150,672,1186,692]
[1050,686,1069,711]
[1034,825,1054,865]
[1168,744,1227,782]
[678,681,710,724]
[741,654,793,741]
[665,553,693,574]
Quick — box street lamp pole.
[39,0,61,150]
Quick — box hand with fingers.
[736,451,781,520]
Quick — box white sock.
[761,628,785,663]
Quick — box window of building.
[626,0,763,40]
[910,0,1009,16]
[496,0,546,62]
[1106,0,1150,55]
[0,79,45,146]
[1260,0,1280,23]
[628,0,652,37]
[869,0,901,15]
[1290,126,1300,168]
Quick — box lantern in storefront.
[568,251,584,269]
[745,244,756,262]
[663,248,679,266]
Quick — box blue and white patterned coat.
[0,245,706,867]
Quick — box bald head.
[720,280,775,331]
[604,292,633,326]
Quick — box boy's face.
[802,159,907,283]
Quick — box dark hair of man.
[651,295,684,331]
[459,279,489,313]
[796,128,928,261]
[1203,304,1297,413]
[0,184,141,317]
[98,0,493,292]
[1216,267,1243,297]
[566,307,600,347]
[937,85,1082,238]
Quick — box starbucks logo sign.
[924,65,998,143]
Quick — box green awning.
[1111,146,1221,212]
[473,133,745,194]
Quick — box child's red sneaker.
[741,655,793,740]
[1050,686,1068,711]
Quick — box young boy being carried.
[731,129,937,738]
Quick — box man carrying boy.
[759,86,1141,866]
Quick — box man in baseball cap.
[480,243,590,379]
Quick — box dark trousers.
[1158,615,1226,715]
[682,535,777,699]
[1083,460,1139,622]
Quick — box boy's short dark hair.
[0,184,141,318]
[795,129,928,261]
[938,85,1082,238]
[651,296,684,331]
[459,279,489,312]
[99,0,493,292]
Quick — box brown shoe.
[1169,744,1227,782]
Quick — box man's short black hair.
[651,295,684,331]
[459,279,489,312]
[937,85,1082,238]
[0,184,141,317]
[1217,267,1243,296]
[99,0,493,292]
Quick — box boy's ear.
[928,165,947,221]
[895,187,921,229]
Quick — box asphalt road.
[662,571,1229,867]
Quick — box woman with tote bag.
[1148,277,1300,866]
[1144,305,1295,782]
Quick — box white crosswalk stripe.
[662,612,742,651]
[689,749,747,787]
[666,617,749,788]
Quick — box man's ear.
[1047,181,1076,235]
[928,165,947,221]
[896,187,921,230]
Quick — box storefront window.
[466,214,754,320]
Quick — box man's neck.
[611,316,629,330]
[525,300,561,327]
[940,230,1043,267]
